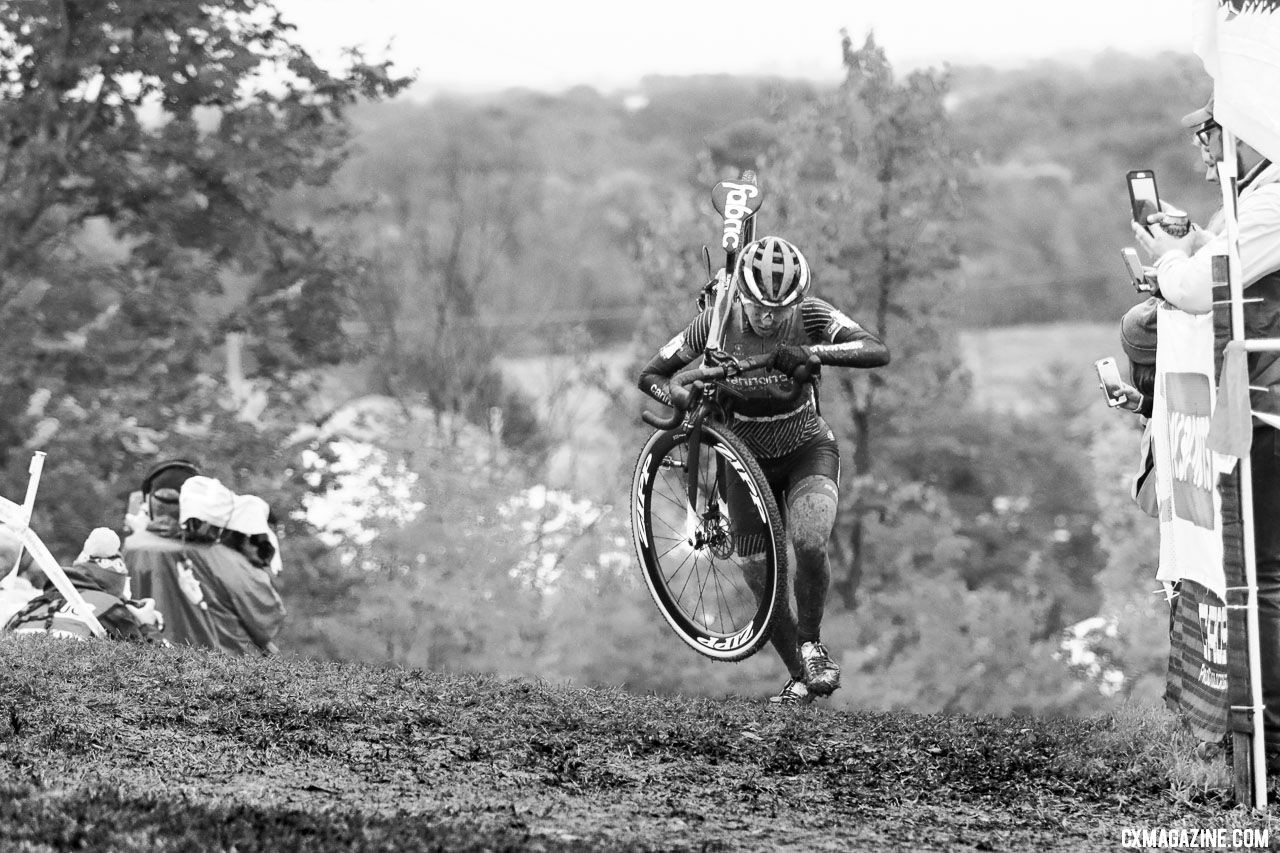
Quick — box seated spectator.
[226,494,283,575]
[125,458,202,538]
[6,527,165,643]
[178,475,236,540]
[0,525,41,627]
[124,475,285,656]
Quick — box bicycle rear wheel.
[631,421,786,661]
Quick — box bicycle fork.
[682,421,731,552]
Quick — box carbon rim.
[631,424,784,661]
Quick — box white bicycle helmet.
[735,236,811,308]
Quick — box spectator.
[5,527,165,643]
[126,458,202,538]
[1133,98,1280,764]
[226,494,283,576]
[1117,296,1160,419]
[0,525,40,627]
[124,474,285,656]
[1115,296,1161,518]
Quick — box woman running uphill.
[638,236,890,706]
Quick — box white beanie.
[179,476,236,527]
[226,494,271,536]
[76,527,122,563]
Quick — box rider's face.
[743,302,796,338]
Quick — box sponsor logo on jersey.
[824,308,859,338]
[726,374,787,389]
[659,331,686,359]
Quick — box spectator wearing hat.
[1132,98,1280,316]
[125,475,285,656]
[126,458,202,538]
[1115,296,1160,418]
[1108,296,1162,520]
[226,494,283,576]
[6,527,165,643]
[178,475,237,543]
[1133,96,1280,764]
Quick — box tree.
[324,100,547,447]
[0,0,409,558]
[765,32,974,608]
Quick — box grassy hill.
[1,637,1271,852]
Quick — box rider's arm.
[637,310,714,405]
[800,298,890,368]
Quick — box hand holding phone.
[1120,247,1155,293]
[1095,356,1129,408]
[1127,170,1160,234]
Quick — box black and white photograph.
[1,0,1279,849]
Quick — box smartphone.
[1120,247,1153,293]
[1095,356,1128,407]
[1127,169,1161,233]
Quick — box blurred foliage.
[0,0,409,560]
[948,50,1218,326]
[759,32,977,608]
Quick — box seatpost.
[708,170,763,354]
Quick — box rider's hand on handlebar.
[771,344,819,379]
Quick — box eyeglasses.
[1193,121,1220,148]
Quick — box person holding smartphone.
[1115,298,1159,419]
[1132,96,1280,767]
[1131,101,1280,315]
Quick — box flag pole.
[0,455,106,638]
[1219,130,1268,808]
[2,451,44,586]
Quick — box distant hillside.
[1,637,1261,852]
[336,52,1214,351]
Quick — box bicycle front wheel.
[630,421,786,662]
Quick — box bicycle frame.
[641,353,808,550]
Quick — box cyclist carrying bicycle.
[637,235,890,706]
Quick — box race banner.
[1154,304,1234,742]
[1166,579,1230,744]
[1152,306,1228,600]
[1193,0,1280,164]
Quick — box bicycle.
[629,172,817,661]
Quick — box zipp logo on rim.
[697,622,757,651]
[714,443,769,521]
[718,182,759,250]
[633,450,653,548]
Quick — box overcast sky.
[272,0,1198,97]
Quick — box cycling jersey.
[638,296,888,459]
